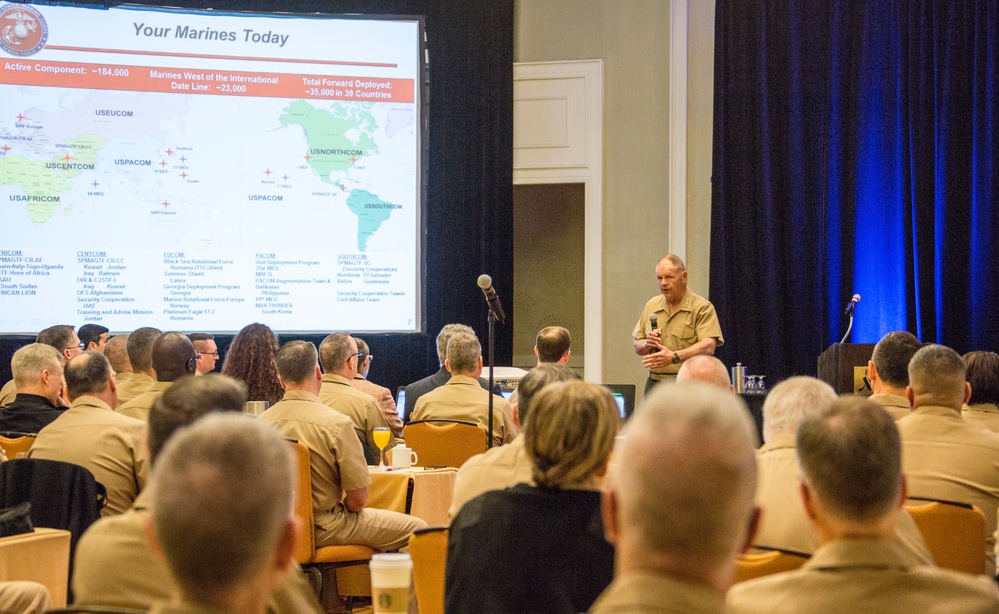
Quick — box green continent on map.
[279,100,378,180]
[0,133,107,223]
[346,189,398,250]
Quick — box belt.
[648,373,677,382]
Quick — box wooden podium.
[817,343,876,395]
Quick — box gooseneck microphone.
[648,314,660,353]
[844,293,861,315]
[477,274,506,324]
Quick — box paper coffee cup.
[369,553,412,613]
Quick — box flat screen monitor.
[0,3,426,334]
[604,384,636,420]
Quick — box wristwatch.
[672,351,680,365]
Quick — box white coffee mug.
[391,446,418,468]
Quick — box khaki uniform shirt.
[114,371,133,385]
[963,403,999,433]
[632,289,724,376]
[727,539,999,614]
[753,433,932,563]
[118,381,172,421]
[869,393,911,420]
[73,490,322,614]
[590,572,725,614]
[411,375,517,446]
[29,395,147,516]
[147,604,231,614]
[0,379,16,406]
[449,436,533,518]
[319,373,395,458]
[897,404,999,575]
[115,373,156,408]
[351,376,403,437]
[259,390,370,530]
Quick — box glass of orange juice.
[373,426,391,467]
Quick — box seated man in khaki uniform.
[897,343,999,575]
[754,376,932,563]
[867,330,922,419]
[411,331,517,447]
[728,398,999,613]
[119,332,197,421]
[103,333,132,385]
[73,374,321,614]
[146,414,301,614]
[450,364,579,517]
[675,355,733,390]
[318,332,395,460]
[262,341,426,550]
[962,351,999,431]
[115,327,161,407]
[29,351,146,516]
[0,324,82,407]
[591,383,758,614]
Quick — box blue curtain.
[710,0,999,381]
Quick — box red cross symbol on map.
[180,172,188,180]
[159,160,167,167]
[63,153,71,162]
[16,114,25,121]
[264,169,272,176]
[1,145,9,153]
[161,201,170,208]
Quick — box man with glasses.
[187,333,219,375]
[350,337,402,437]
[0,324,81,406]
[318,332,396,461]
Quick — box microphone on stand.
[477,274,506,324]
[648,314,660,353]
[843,293,861,315]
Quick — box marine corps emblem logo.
[0,3,48,57]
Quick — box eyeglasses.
[66,343,85,351]
[367,355,374,363]
[346,351,363,364]
[207,351,220,357]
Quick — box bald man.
[592,383,757,613]
[676,355,732,390]
[119,332,197,421]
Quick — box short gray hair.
[436,323,475,365]
[908,344,967,406]
[275,340,319,384]
[319,332,354,372]
[11,343,62,388]
[762,376,837,443]
[613,382,757,567]
[151,414,293,600]
[445,332,481,374]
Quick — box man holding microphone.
[633,254,724,395]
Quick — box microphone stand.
[486,310,496,449]
[840,310,855,344]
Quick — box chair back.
[0,433,35,460]
[409,526,448,614]
[0,527,71,607]
[734,549,809,584]
[905,498,986,574]
[288,439,316,564]
[403,420,488,468]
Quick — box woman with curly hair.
[221,323,283,406]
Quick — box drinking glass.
[373,426,391,467]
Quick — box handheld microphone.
[477,274,506,324]
[648,314,660,353]
[844,293,861,315]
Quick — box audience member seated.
[221,322,284,406]
[590,383,759,614]
[28,351,146,516]
[0,343,67,434]
[188,333,219,375]
[0,582,50,614]
[449,364,579,518]
[260,341,425,550]
[728,397,999,613]
[676,355,733,389]
[446,380,617,614]
[897,344,999,574]
[119,332,197,421]
[350,337,403,437]
[319,333,396,459]
[962,351,999,432]
[867,331,922,419]
[116,327,162,408]
[0,325,82,406]
[754,376,931,562]
[103,333,132,384]
[410,331,517,446]
[78,323,110,353]
[146,414,301,614]
[72,373,321,614]
[507,326,572,405]
[401,323,497,422]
